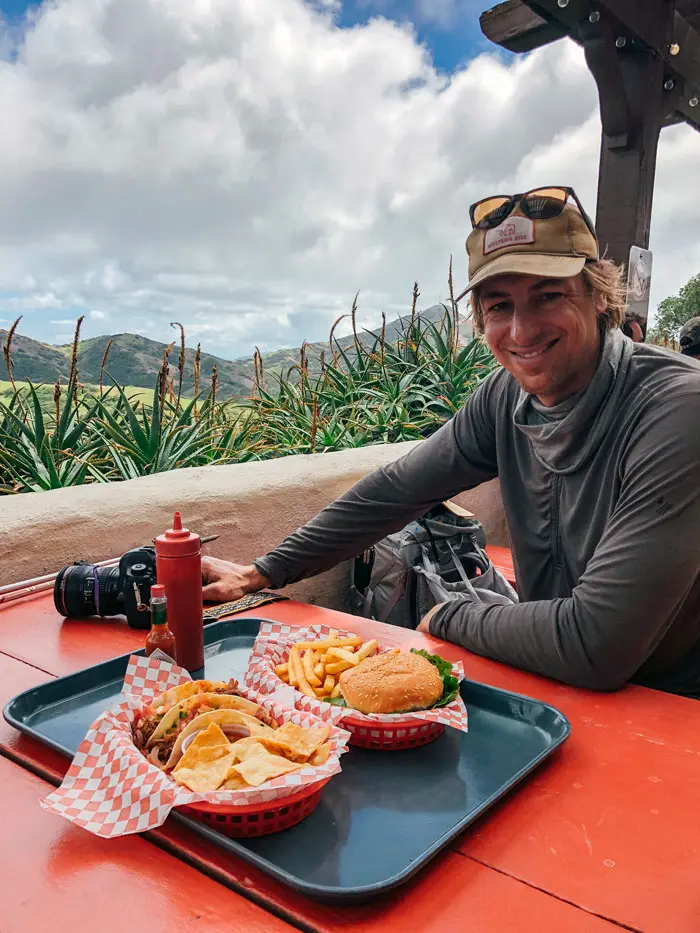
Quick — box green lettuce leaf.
[410,648,460,708]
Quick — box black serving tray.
[4,617,571,903]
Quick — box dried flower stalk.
[170,322,186,409]
[99,338,113,396]
[3,316,22,391]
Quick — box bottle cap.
[154,511,201,557]
[150,584,166,600]
[164,511,190,540]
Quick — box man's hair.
[469,259,627,332]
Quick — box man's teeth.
[515,345,551,360]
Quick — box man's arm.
[428,390,700,691]
[253,374,501,588]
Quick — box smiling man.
[203,187,700,697]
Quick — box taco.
[132,693,269,768]
[149,678,257,717]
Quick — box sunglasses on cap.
[469,186,596,239]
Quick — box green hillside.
[0,380,163,410]
[1,305,467,399]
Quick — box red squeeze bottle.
[155,512,204,673]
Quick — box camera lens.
[53,563,122,619]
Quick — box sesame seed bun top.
[339,651,443,715]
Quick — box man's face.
[477,273,605,406]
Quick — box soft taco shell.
[165,709,274,771]
[148,693,266,747]
[150,681,259,718]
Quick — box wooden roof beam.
[479,1,566,53]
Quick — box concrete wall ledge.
[0,441,507,607]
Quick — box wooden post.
[582,7,675,266]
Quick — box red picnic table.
[1,577,699,932]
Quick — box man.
[203,186,700,697]
[621,311,645,343]
[679,316,700,360]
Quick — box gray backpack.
[348,501,518,629]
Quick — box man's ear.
[592,288,607,318]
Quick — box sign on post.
[625,246,653,341]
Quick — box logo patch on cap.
[483,216,535,255]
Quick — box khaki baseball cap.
[456,200,599,302]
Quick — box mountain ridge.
[0,305,469,397]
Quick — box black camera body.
[54,546,157,629]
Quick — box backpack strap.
[357,556,410,622]
[376,569,412,623]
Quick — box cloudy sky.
[1,0,699,360]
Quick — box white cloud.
[354,0,469,30]
[413,0,466,29]
[0,0,698,359]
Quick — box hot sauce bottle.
[155,512,204,674]
[145,584,176,659]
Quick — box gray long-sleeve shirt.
[255,327,700,696]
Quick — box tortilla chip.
[230,736,273,763]
[173,723,231,773]
[309,741,331,766]
[273,722,331,758]
[234,751,302,787]
[221,769,249,790]
[173,750,237,792]
[228,727,331,763]
[246,736,310,763]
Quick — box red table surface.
[0,753,302,933]
[3,595,700,932]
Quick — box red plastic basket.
[343,713,445,750]
[179,779,329,838]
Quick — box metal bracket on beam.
[661,74,687,127]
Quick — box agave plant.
[0,378,111,493]
[93,367,225,478]
[0,285,497,493]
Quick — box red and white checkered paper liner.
[41,653,350,838]
[245,621,469,732]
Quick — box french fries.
[293,636,363,651]
[326,646,359,664]
[275,637,378,702]
[302,649,322,687]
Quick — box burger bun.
[339,651,443,715]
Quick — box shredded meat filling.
[148,735,178,765]
[131,715,162,751]
[208,678,241,696]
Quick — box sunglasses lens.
[473,196,511,228]
[522,187,569,220]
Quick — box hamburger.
[338,650,446,715]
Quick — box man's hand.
[416,603,445,634]
[201,556,271,603]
